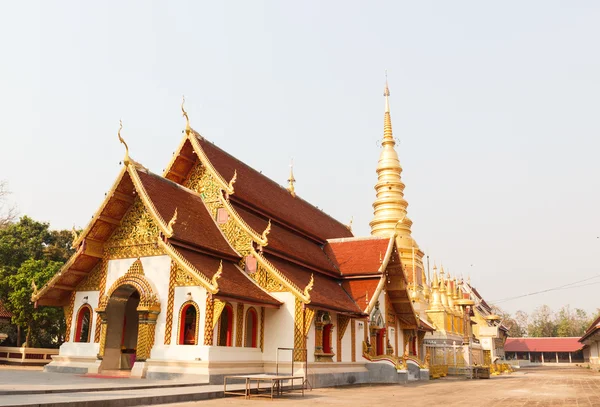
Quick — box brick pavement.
[159,367,600,407]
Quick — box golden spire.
[117,120,130,165]
[181,96,191,135]
[370,74,422,281]
[287,159,296,197]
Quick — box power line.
[489,273,600,305]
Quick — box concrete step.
[0,379,209,396]
[0,383,244,407]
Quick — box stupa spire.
[370,75,415,245]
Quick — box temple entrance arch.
[96,259,161,372]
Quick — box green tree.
[528,305,556,337]
[555,306,590,337]
[7,259,66,347]
[0,216,74,347]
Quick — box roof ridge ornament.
[287,159,296,197]
[181,96,191,135]
[261,219,272,242]
[347,216,353,232]
[117,120,130,165]
[71,226,79,248]
[303,273,314,299]
[211,260,223,288]
[227,170,237,194]
[166,208,178,235]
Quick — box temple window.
[74,304,93,343]
[314,311,335,362]
[178,301,199,345]
[244,307,258,348]
[217,304,234,347]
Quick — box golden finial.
[347,216,353,232]
[166,208,178,236]
[71,226,79,247]
[384,70,391,113]
[117,120,130,165]
[303,273,314,298]
[181,96,191,134]
[31,279,38,295]
[228,170,237,193]
[211,260,223,287]
[261,219,272,242]
[287,159,296,197]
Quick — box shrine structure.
[32,80,490,384]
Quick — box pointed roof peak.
[384,70,391,113]
[287,158,296,197]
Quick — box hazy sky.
[1,1,599,316]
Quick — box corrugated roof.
[504,337,584,353]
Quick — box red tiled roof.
[198,137,353,241]
[265,254,363,315]
[341,278,379,308]
[0,300,12,319]
[172,245,281,307]
[136,169,237,258]
[324,237,390,276]
[231,202,337,274]
[504,337,584,353]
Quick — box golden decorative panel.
[260,307,265,352]
[203,295,214,346]
[293,298,304,361]
[94,259,108,343]
[304,307,315,337]
[164,262,177,345]
[63,292,76,342]
[213,299,226,329]
[76,262,103,292]
[174,263,201,287]
[236,303,244,347]
[106,199,160,249]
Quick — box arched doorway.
[96,259,161,373]
[100,285,140,371]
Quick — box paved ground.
[158,367,600,407]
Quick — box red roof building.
[505,337,585,364]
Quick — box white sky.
[0,1,599,316]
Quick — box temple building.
[31,83,448,384]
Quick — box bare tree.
[0,181,17,228]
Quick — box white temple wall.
[306,322,316,362]
[263,292,295,362]
[150,285,207,362]
[341,319,353,362]
[58,290,100,357]
[355,319,366,360]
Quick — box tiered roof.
[34,115,418,326]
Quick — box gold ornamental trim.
[249,246,313,303]
[188,133,235,196]
[157,238,221,294]
[218,193,270,246]
[126,165,173,239]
